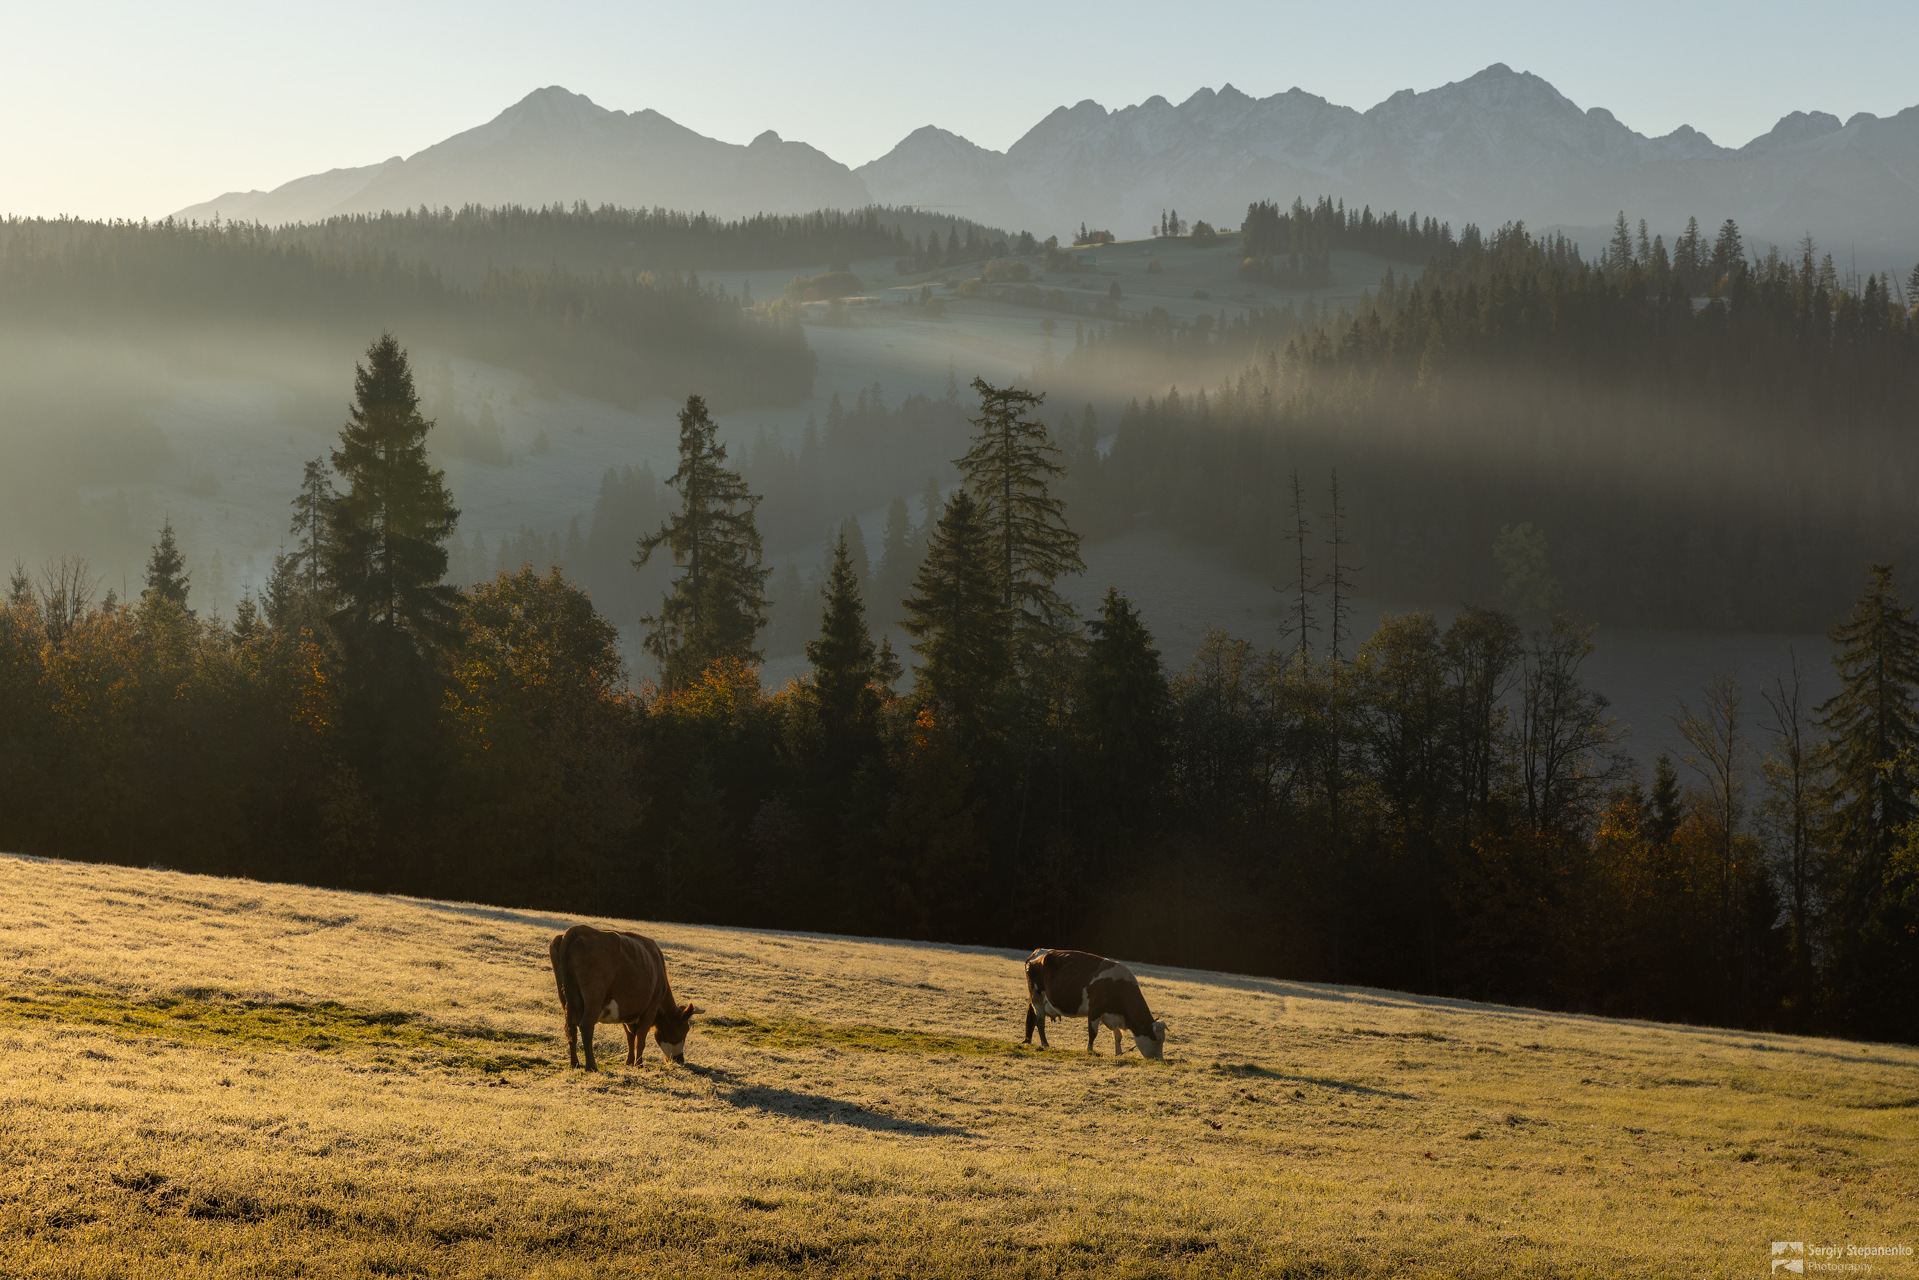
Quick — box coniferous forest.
[1068,212,1919,632]
[0,216,816,410]
[5,309,1919,1046]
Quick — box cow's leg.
[581,1017,598,1072]
[1087,1018,1098,1053]
[1113,1026,1123,1056]
[565,1016,580,1070]
[626,1023,642,1066]
[1027,1004,1050,1048]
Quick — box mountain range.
[177,69,1919,262]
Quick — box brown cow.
[548,924,701,1070]
[1023,948,1168,1058]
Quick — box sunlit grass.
[0,987,549,1073]
[1,851,1914,1277]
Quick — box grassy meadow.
[0,853,1914,1277]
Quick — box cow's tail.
[554,931,588,1026]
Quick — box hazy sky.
[6,0,1916,219]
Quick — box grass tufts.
[0,986,553,1074]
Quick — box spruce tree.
[1819,564,1919,1033]
[1606,211,1634,272]
[1077,588,1169,835]
[636,394,769,688]
[1647,752,1683,847]
[325,334,461,657]
[957,378,1083,645]
[805,532,882,752]
[268,456,338,632]
[142,519,192,615]
[287,460,332,586]
[838,516,870,593]
[1811,564,1919,855]
[872,495,916,621]
[1708,219,1745,288]
[1673,216,1704,290]
[917,476,943,541]
[318,334,462,838]
[902,491,1009,739]
[1818,564,1919,870]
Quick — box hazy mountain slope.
[851,125,1030,232]
[860,65,1919,260]
[174,72,1919,260]
[174,87,871,225]
[861,67,1719,239]
[172,158,400,225]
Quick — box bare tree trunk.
[1761,653,1817,1027]
[1676,672,1744,1024]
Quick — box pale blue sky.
[5,0,1915,218]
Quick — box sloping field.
[0,854,1913,1278]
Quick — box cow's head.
[654,1002,702,1064]
[1132,1019,1168,1060]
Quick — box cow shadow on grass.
[1213,1061,1418,1100]
[688,1065,976,1137]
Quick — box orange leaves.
[648,655,770,732]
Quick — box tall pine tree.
[901,491,1009,742]
[325,335,461,657]
[957,378,1083,647]
[267,457,337,632]
[871,495,916,626]
[636,395,769,688]
[805,532,883,756]
[288,457,335,598]
[1819,564,1919,865]
[320,334,462,855]
[1076,588,1169,842]
[142,519,192,616]
[1817,564,1919,1032]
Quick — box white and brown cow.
[1023,948,1167,1058]
[548,924,701,1071]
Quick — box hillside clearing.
[1,854,1913,1277]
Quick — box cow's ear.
[684,1003,702,1017]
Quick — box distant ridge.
[175,71,1919,262]
[173,87,868,226]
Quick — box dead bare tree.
[35,556,100,647]
[1518,614,1620,836]
[1759,653,1820,1024]
[1676,671,1745,1024]
[1323,469,1357,663]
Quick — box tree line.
[1065,215,1919,632]
[0,217,815,409]
[3,334,1915,1043]
[215,203,1009,287]
[1239,196,1486,288]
